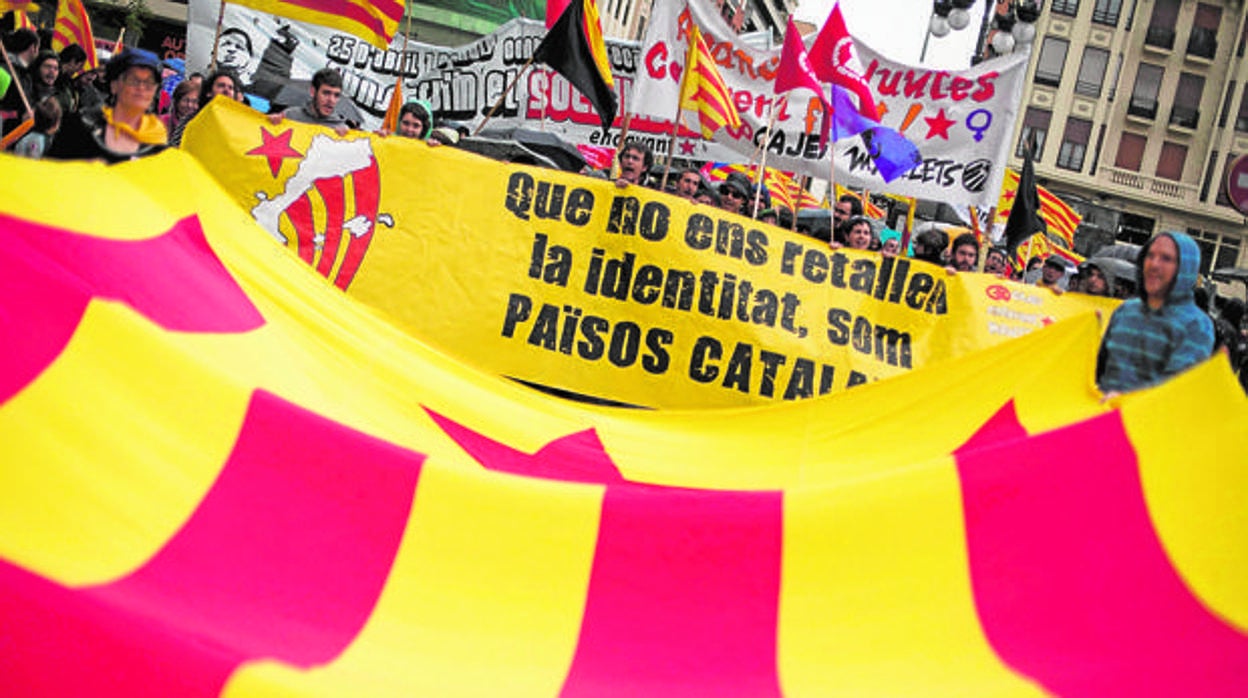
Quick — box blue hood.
[1135,231,1202,306]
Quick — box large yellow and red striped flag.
[230,0,402,50]
[1,150,1246,694]
[996,168,1082,247]
[679,25,742,139]
[51,0,99,71]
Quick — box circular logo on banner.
[1225,154,1248,215]
[985,284,1012,301]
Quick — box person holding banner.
[268,67,351,137]
[1097,231,1214,396]
[614,141,651,187]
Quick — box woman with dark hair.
[164,69,244,147]
[163,80,200,147]
[46,48,167,162]
[395,100,433,139]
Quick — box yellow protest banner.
[185,100,1117,408]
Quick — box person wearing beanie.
[47,48,168,162]
[1097,231,1214,395]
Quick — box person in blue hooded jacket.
[1097,231,1214,394]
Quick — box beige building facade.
[1009,0,1247,275]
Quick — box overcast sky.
[793,0,986,68]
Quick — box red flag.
[808,2,879,121]
[774,20,829,111]
[546,0,570,28]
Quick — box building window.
[1218,152,1241,207]
[1240,18,1248,57]
[1075,47,1109,97]
[1170,72,1204,129]
[1156,141,1188,181]
[1115,132,1147,171]
[1129,63,1164,120]
[1057,118,1092,171]
[1187,228,1241,275]
[1118,212,1156,246]
[1051,0,1079,16]
[1092,0,1122,26]
[1108,53,1123,101]
[1018,107,1052,159]
[1035,37,1068,88]
[1145,0,1180,50]
[1202,149,1220,200]
[1219,81,1237,128]
[1237,84,1248,132]
[1188,4,1221,60]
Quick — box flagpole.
[752,95,785,219]
[381,0,413,134]
[792,176,805,233]
[610,110,632,178]
[0,43,34,149]
[473,53,538,136]
[661,24,696,193]
[208,0,225,70]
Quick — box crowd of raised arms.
[3,27,1244,395]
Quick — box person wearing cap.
[46,47,167,162]
[879,228,903,257]
[1097,231,1214,395]
[267,67,350,137]
[717,178,749,215]
[1035,256,1068,293]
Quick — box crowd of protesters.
[3,25,1243,394]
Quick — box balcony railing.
[1103,166,1200,204]
[1187,27,1217,60]
[1128,96,1158,119]
[1169,105,1199,129]
[1145,26,1176,50]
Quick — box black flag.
[1003,138,1047,260]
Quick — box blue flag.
[821,85,922,183]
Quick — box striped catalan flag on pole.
[52,0,99,71]
[678,25,742,139]
[12,8,35,30]
[996,168,1082,248]
[229,0,403,50]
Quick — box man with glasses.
[718,179,748,215]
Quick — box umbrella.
[476,126,586,172]
[269,82,366,127]
[456,136,561,170]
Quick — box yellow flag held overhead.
[0,148,1245,695]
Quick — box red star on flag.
[924,108,955,141]
[679,140,696,156]
[247,128,303,177]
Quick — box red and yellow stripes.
[232,0,403,50]
[51,0,99,71]
[1,151,1245,695]
[997,168,1082,247]
[581,0,613,91]
[679,25,742,139]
